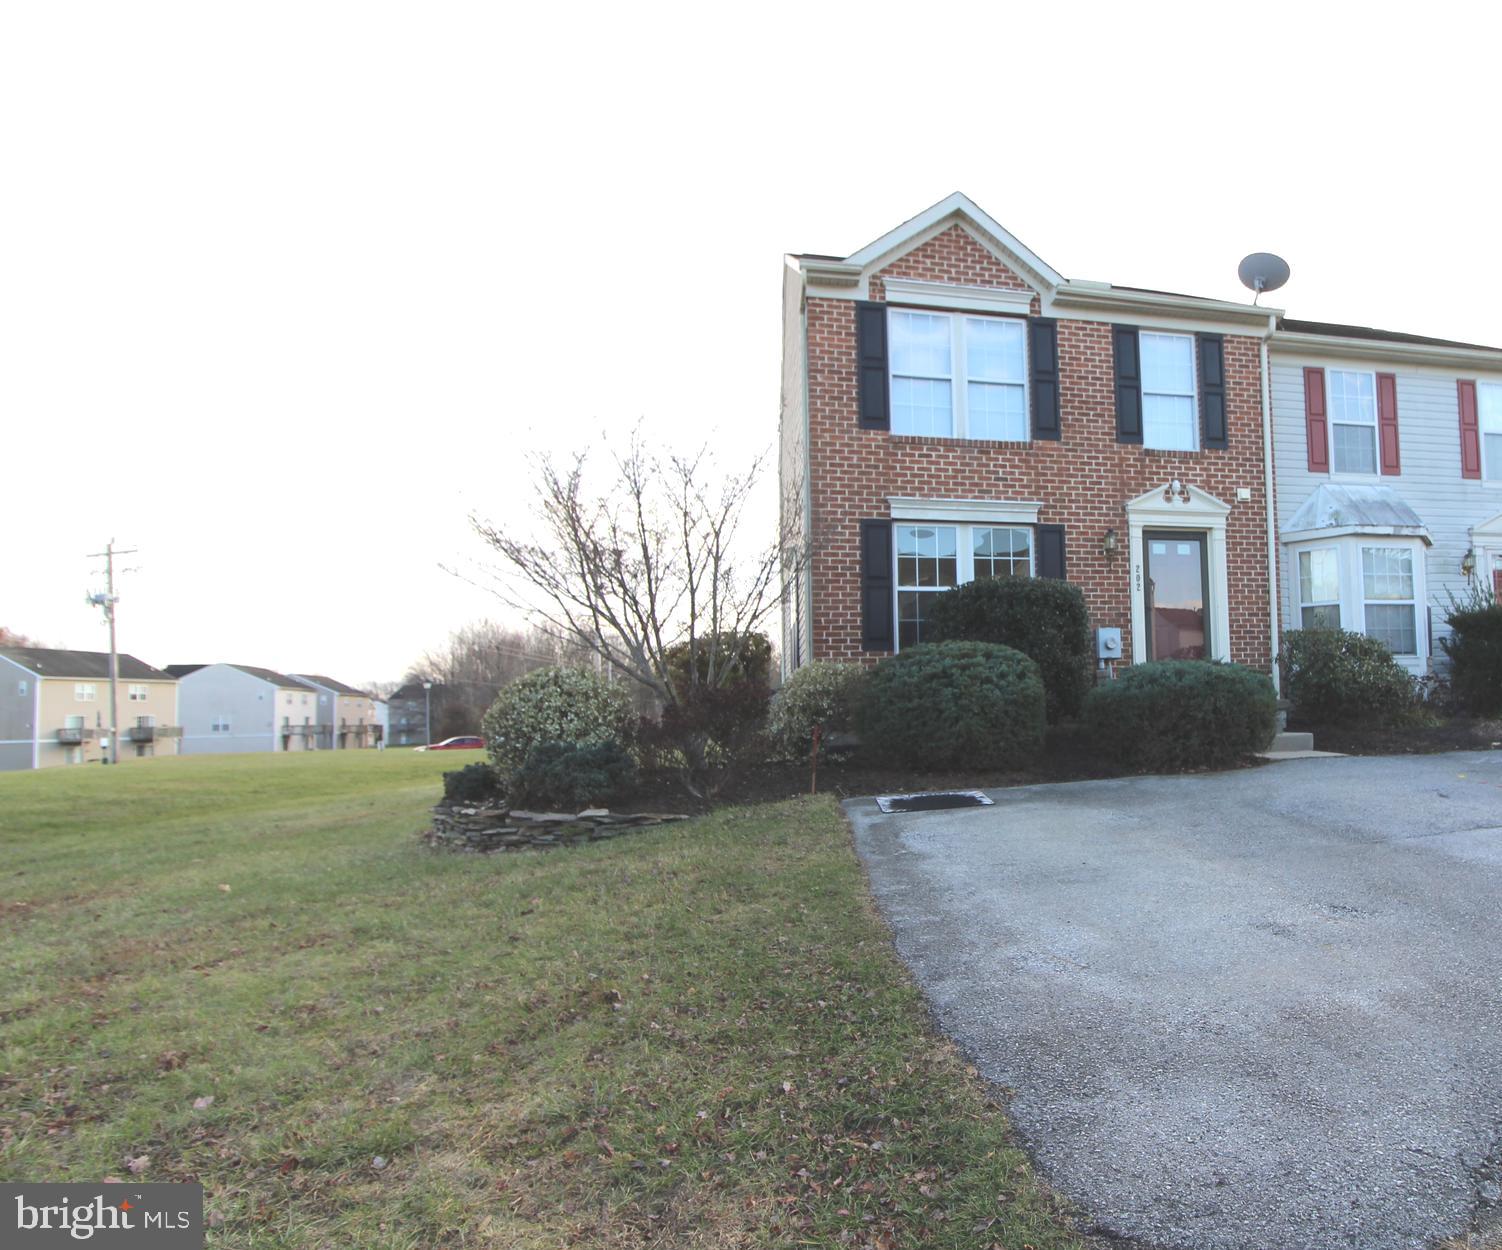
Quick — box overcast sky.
[3,3,1496,687]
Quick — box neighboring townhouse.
[779,193,1280,680]
[1270,321,1502,675]
[387,681,433,746]
[0,647,180,770]
[172,663,327,753]
[291,675,382,748]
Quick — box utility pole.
[86,539,137,766]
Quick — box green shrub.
[442,761,504,805]
[663,631,773,691]
[924,577,1093,722]
[855,641,1044,771]
[768,661,869,759]
[1279,628,1416,726]
[1441,585,1502,716]
[511,740,636,811]
[482,666,636,777]
[1083,660,1276,772]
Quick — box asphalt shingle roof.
[0,647,175,681]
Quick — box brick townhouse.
[779,193,1281,679]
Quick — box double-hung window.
[128,684,147,702]
[889,311,1027,440]
[1328,370,1378,474]
[1479,382,1502,482]
[895,523,1033,647]
[1297,548,1341,629]
[1361,546,1417,654]
[1139,332,1198,450]
[74,683,96,701]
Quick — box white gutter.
[1260,320,1281,694]
[1271,330,1502,372]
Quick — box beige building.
[291,675,382,748]
[0,647,181,770]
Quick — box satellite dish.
[1238,252,1290,302]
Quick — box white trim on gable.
[881,279,1034,317]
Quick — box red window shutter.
[1376,372,1401,475]
[1304,367,1329,473]
[1458,379,1482,479]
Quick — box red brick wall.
[806,225,1273,671]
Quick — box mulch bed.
[1293,716,1502,757]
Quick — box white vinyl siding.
[889,310,1027,440]
[1140,332,1198,451]
[1328,369,1379,475]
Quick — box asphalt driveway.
[846,752,1502,1250]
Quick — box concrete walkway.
[846,752,1502,1250]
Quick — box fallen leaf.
[125,1156,149,1175]
[277,1157,299,1175]
[192,1096,214,1110]
[371,1156,388,1171]
[217,884,231,893]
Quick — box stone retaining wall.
[422,802,688,852]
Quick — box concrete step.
[1271,731,1314,752]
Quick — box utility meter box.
[1096,627,1123,661]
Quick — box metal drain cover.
[875,790,994,814]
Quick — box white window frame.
[127,684,148,702]
[74,683,96,701]
[1283,535,1428,668]
[1327,368,1380,478]
[1478,381,1502,484]
[1296,547,1342,630]
[1139,331,1199,452]
[887,308,1030,442]
[893,521,1035,651]
[1360,544,1420,656]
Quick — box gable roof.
[0,647,175,681]
[293,674,369,697]
[1278,318,1502,354]
[164,663,206,678]
[173,662,312,690]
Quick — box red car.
[414,736,485,751]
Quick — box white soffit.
[881,279,1034,316]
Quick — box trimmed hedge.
[924,577,1093,722]
[1279,628,1415,726]
[1441,589,1502,716]
[1084,660,1276,773]
[855,641,1044,771]
[512,740,636,810]
[482,665,636,778]
[768,661,868,759]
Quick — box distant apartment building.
[291,675,382,748]
[387,681,435,746]
[0,647,181,770]
[171,663,327,754]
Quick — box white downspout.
[1261,319,1281,694]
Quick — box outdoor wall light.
[1103,528,1119,558]
[1462,548,1477,578]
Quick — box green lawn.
[0,751,1082,1249]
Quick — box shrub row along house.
[0,648,385,770]
[779,193,1502,683]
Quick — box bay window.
[1140,332,1198,451]
[1297,548,1340,629]
[1328,370,1379,475]
[895,522,1033,647]
[889,310,1027,440]
[1361,546,1417,655]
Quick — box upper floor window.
[1479,382,1502,482]
[889,310,1027,440]
[211,716,230,733]
[74,683,96,701]
[1140,332,1198,451]
[127,684,148,702]
[895,523,1033,647]
[1329,370,1378,475]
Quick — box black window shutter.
[1028,317,1061,441]
[1036,524,1067,580]
[1197,333,1227,449]
[1113,326,1142,444]
[856,302,889,430]
[859,519,894,650]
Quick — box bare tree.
[0,626,44,647]
[469,431,805,711]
